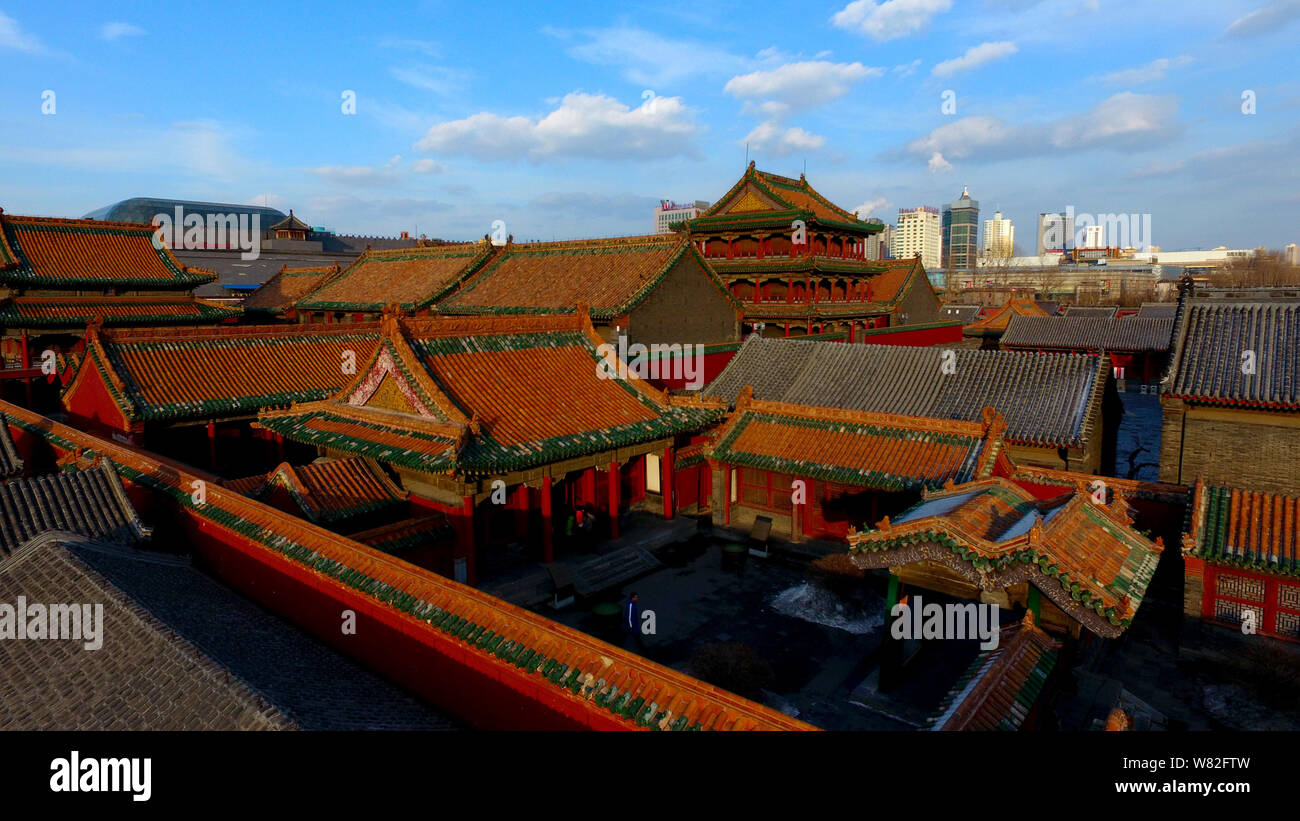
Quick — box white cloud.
[553,25,753,87]
[388,65,469,96]
[100,22,146,41]
[927,152,953,173]
[415,92,698,161]
[725,61,883,116]
[1101,56,1192,85]
[851,197,890,218]
[904,92,1179,166]
[412,158,445,173]
[931,41,1017,77]
[831,0,953,41]
[892,59,922,77]
[0,11,48,54]
[1226,1,1300,37]
[743,122,826,157]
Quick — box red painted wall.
[858,322,962,348]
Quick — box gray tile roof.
[1062,305,1118,318]
[1162,297,1300,408]
[703,335,1108,447]
[0,534,295,730]
[940,304,982,323]
[0,461,149,560]
[1001,316,1175,352]
[1134,302,1177,319]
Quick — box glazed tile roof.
[963,298,1049,336]
[241,264,339,313]
[65,322,381,424]
[1001,316,1175,352]
[941,304,983,323]
[690,163,879,232]
[259,314,726,477]
[225,457,406,525]
[1184,480,1300,576]
[0,296,240,327]
[1062,305,1118,318]
[703,335,1108,448]
[297,242,495,312]
[1133,302,1177,319]
[847,477,1164,635]
[0,534,294,730]
[1,401,813,730]
[1161,294,1300,408]
[268,211,312,233]
[351,514,454,555]
[930,615,1061,731]
[707,389,1007,491]
[0,212,216,288]
[0,460,151,560]
[437,235,730,319]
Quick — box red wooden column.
[608,461,620,539]
[848,323,856,343]
[21,331,31,408]
[541,476,554,563]
[274,432,284,462]
[661,446,675,520]
[206,421,217,470]
[460,494,478,585]
[722,464,732,525]
[582,466,596,506]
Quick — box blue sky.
[1,0,1297,251]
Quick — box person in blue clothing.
[622,592,643,650]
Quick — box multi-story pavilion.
[683,163,941,338]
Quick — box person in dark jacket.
[622,592,643,650]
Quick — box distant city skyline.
[1,1,1297,250]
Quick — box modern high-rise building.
[983,211,1014,259]
[896,207,942,269]
[941,186,979,270]
[1037,211,1076,255]
[653,200,709,234]
[1285,243,1298,266]
[866,224,895,260]
[1081,224,1105,249]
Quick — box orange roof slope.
[296,243,495,312]
[63,323,381,425]
[1184,480,1300,576]
[225,457,406,524]
[0,212,215,289]
[707,388,1008,491]
[963,298,1049,336]
[847,476,1164,635]
[0,296,239,327]
[693,163,878,230]
[930,616,1061,731]
[242,264,339,313]
[437,235,713,319]
[258,313,725,477]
